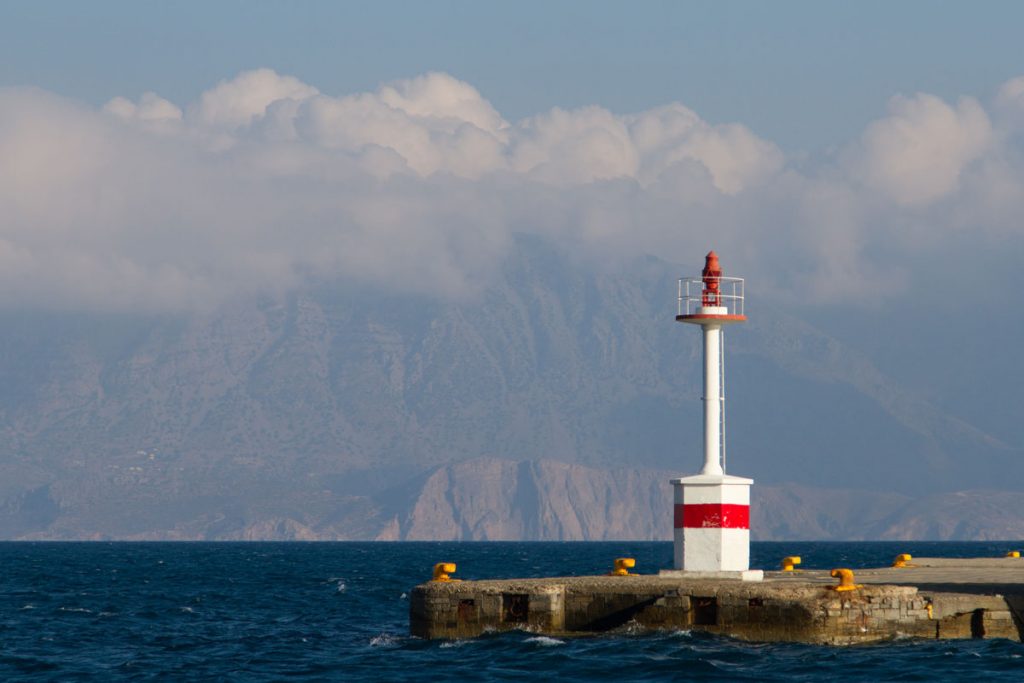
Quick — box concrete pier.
[410,557,1024,644]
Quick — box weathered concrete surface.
[410,558,1024,644]
[785,557,1024,593]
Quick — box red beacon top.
[676,250,747,324]
[701,251,722,307]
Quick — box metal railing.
[677,276,745,317]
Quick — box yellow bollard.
[432,562,458,582]
[828,568,861,592]
[1006,551,1021,558]
[780,556,802,572]
[610,558,636,576]
[892,553,913,568]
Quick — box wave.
[369,633,401,648]
[525,636,565,647]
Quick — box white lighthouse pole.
[661,251,762,581]
[702,322,723,476]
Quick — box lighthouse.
[662,251,763,581]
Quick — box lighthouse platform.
[410,557,1024,644]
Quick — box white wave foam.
[439,640,466,649]
[59,607,93,613]
[619,619,645,636]
[525,636,565,647]
[19,604,35,610]
[370,633,400,647]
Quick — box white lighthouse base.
[663,473,762,582]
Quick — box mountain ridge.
[0,237,1018,539]
[9,458,1023,542]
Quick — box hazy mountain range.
[1,237,1021,540]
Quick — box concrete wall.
[410,577,1023,644]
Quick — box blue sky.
[3,1,1023,152]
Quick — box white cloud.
[187,68,319,130]
[377,72,508,136]
[852,93,992,206]
[105,92,183,126]
[1,71,1023,312]
[292,91,507,178]
[510,106,638,184]
[628,104,783,194]
[994,76,1024,134]
[995,76,1024,113]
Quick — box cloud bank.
[1,69,1023,311]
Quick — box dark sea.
[1,541,1023,681]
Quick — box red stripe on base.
[674,503,749,529]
